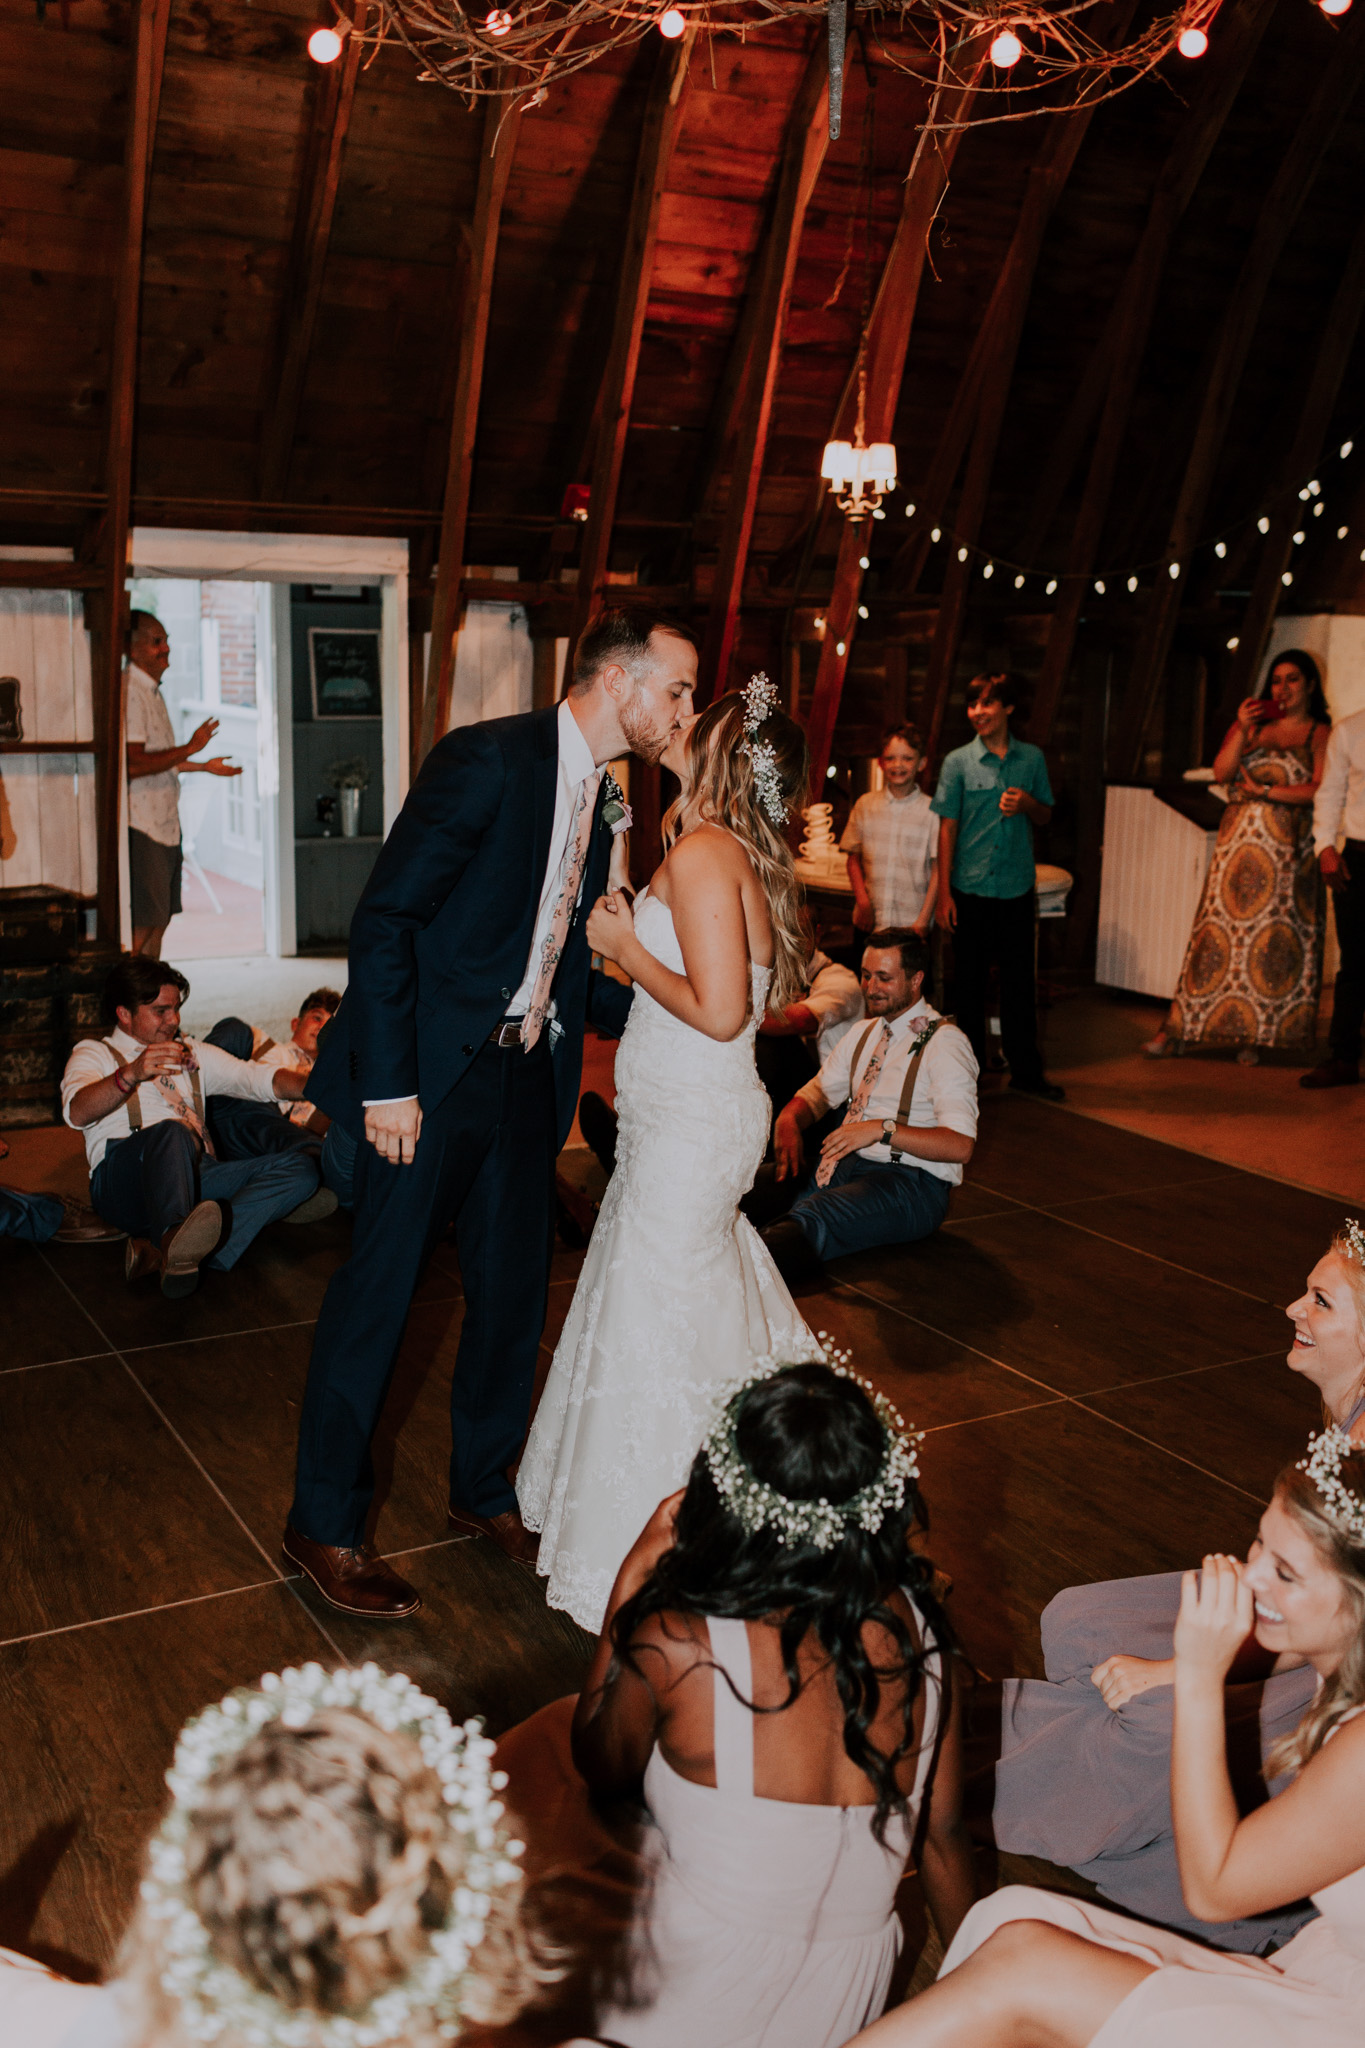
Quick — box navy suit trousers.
[289,1033,557,1545]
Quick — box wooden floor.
[0,1087,1350,1981]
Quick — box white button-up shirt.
[1314,708,1365,855]
[509,696,602,1014]
[124,663,182,846]
[62,1027,280,1172]
[802,951,865,1064]
[795,997,979,1185]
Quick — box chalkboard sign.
[0,676,22,741]
[308,628,382,720]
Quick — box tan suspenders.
[845,1016,944,1157]
[106,1040,206,1132]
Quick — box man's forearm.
[127,744,191,779]
[888,1120,973,1165]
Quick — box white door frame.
[129,529,409,956]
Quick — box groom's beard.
[618,689,675,765]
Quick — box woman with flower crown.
[992,1221,1365,1954]
[0,1663,558,2048]
[849,1427,1365,2048]
[553,1355,975,2047]
[518,681,820,1633]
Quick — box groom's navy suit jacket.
[308,703,628,1150]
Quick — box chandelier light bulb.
[1321,0,1353,18]
[658,6,686,36]
[872,507,885,519]
[1258,515,1270,533]
[308,24,343,59]
[1214,541,1226,557]
[1176,25,1208,56]
[1045,578,1058,595]
[990,28,1023,65]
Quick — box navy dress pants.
[289,1034,558,1547]
[203,1018,321,1161]
[0,1185,63,1242]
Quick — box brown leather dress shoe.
[158,1199,224,1298]
[1300,1060,1360,1090]
[53,1201,126,1244]
[447,1504,540,1568]
[282,1525,422,1618]
[125,1235,162,1285]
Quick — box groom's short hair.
[865,930,928,983]
[571,606,696,694]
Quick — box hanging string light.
[308,24,344,59]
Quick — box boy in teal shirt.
[932,673,1064,1101]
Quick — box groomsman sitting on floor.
[62,957,329,1298]
[759,930,978,1283]
[201,989,341,1158]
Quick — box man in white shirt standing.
[760,930,978,1281]
[1303,704,1365,1088]
[124,610,242,957]
[62,958,323,1297]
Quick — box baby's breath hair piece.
[142,1663,524,2048]
[702,1335,923,1551]
[740,671,788,828]
[1298,1425,1365,1543]
[1341,1217,1365,1266]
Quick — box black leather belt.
[489,1018,526,1047]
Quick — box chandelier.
[822,362,896,522]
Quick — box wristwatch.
[881,1116,899,1154]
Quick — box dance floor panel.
[0,1092,1348,1974]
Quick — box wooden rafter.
[95,0,171,944]
[915,82,1121,758]
[1226,213,1365,698]
[1117,10,1365,776]
[697,46,829,703]
[803,49,986,789]
[1024,0,1277,746]
[259,10,369,503]
[1016,0,1276,584]
[418,92,524,762]
[566,30,696,665]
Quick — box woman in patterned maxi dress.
[1146,650,1330,1059]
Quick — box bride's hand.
[586,890,636,964]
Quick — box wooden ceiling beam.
[567,30,696,667]
[259,10,368,503]
[1116,12,1365,776]
[418,91,524,763]
[1226,211,1365,698]
[95,0,171,946]
[697,45,829,703]
[1025,0,1278,745]
[915,71,1123,758]
[803,48,987,788]
[1017,0,1276,579]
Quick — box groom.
[284,607,697,1617]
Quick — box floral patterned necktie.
[845,1020,893,1123]
[522,771,602,1051]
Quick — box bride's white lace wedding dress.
[518,889,817,1631]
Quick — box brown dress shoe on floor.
[53,1201,125,1245]
[447,1504,540,1568]
[158,1200,224,1298]
[1300,1060,1359,1089]
[281,1525,422,1618]
[125,1235,162,1285]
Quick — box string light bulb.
[1342,441,1354,458]
[1127,575,1138,592]
[1321,0,1353,18]
[1046,578,1058,594]
[1227,636,1240,651]
[657,6,686,35]
[1293,530,1305,544]
[1282,571,1293,585]
[308,24,343,59]
[904,502,916,517]
[930,526,942,543]
[982,562,994,578]
[1314,501,1325,516]
[989,27,1023,65]
[1014,574,1025,588]
[1308,479,1321,494]
[1258,516,1270,533]
[484,7,512,31]
[1339,525,1350,539]
[857,604,869,619]
[1176,25,1208,56]
[1094,578,1105,593]
[836,641,846,656]
[858,555,870,569]
[957,546,969,562]
[1214,541,1227,558]
[1168,560,1180,578]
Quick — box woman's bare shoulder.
[664,824,752,883]
[621,1609,711,1695]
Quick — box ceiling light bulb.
[1176,25,1208,56]
[1227,636,1240,651]
[813,616,825,631]
[982,563,994,579]
[1014,574,1025,588]
[1045,578,1058,595]
[308,25,343,59]
[1293,531,1305,544]
[836,641,846,656]
[1214,541,1226,557]
[930,527,942,543]
[957,546,968,562]
[858,555,870,569]
[1299,487,1311,501]
[1321,0,1353,20]
[658,6,686,36]
[1168,560,1180,578]
[1094,578,1105,594]
[484,7,512,32]
[1257,516,1270,533]
[1341,441,1354,458]
[1339,525,1349,539]
[826,764,837,778]
[871,507,885,519]
[905,502,916,517]
[990,28,1023,65]
[1282,571,1293,585]
[1308,479,1321,494]
[1127,575,1138,592]
[857,604,869,619]
[1314,501,1325,517]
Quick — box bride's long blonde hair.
[661,690,810,1012]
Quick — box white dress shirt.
[1313,708,1365,855]
[365,697,601,1105]
[795,997,979,1185]
[62,1028,280,1172]
[252,1034,317,1125]
[123,664,182,846]
[802,951,865,1064]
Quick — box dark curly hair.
[611,1363,949,1843]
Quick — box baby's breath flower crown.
[739,671,788,829]
[702,1337,923,1551]
[141,1661,525,2048]
[1341,1216,1365,1266]
[1298,1424,1365,1544]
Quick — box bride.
[517,675,819,1632]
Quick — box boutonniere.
[601,771,632,837]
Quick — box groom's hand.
[364,1097,423,1165]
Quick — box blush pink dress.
[595,1607,942,2048]
[945,1712,1365,2046]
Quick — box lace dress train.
[518,891,816,1632]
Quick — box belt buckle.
[492,1019,523,1048]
